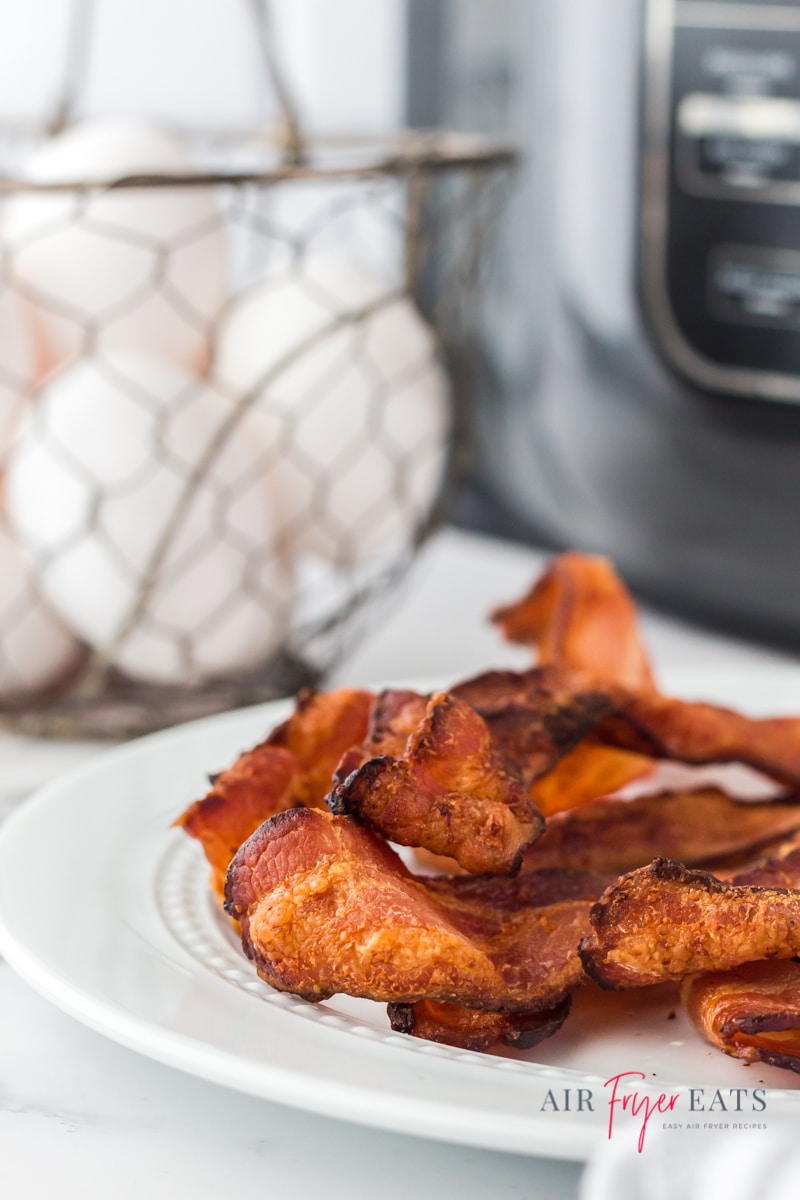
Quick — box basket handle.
[246,0,307,165]
[48,0,95,134]
[48,0,307,164]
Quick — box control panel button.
[709,245,800,326]
[677,92,800,195]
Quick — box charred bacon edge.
[386,993,573,1052]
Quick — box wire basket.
[0,12,515,738]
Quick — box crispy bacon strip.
[730,839,800,889]
[682,961,800,1074]
[598,691,800,788]
[681,841,800,1074]
[491,553,656,691]
[453,667,800,790]
[490,555,800,784]
[360,689,429,757]
[530,742,654,816]
[176,687,373,899]
[387,996,571,1052]
[451,668,619,785]
[225,807,589,1011]
[328,691,544,874]
[385,869,606,1049]
[424,867,611,910]
[579,854,800,989]
[519,789,800,877]
[269,688,375,806]
[332,689,429,784]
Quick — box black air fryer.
[410,0,800,647]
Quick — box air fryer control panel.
[640,0,800,400]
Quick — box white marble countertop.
[1,527,798,1199]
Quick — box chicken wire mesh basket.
[0,121,515,738]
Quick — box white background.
[0,0,406,133]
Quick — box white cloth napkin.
[581,1121,800,1200]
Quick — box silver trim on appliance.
[640,0,800,402]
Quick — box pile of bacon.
[175,553,800,1073]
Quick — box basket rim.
[0,127,518,194]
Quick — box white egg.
[0,523,82,697]
[214,254,451,565]
[0,288,36,457]
[6,351,291,685]
[1,118,228,371]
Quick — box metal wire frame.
[0,127,515,738]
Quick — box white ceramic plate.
[2,668,800,1162]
